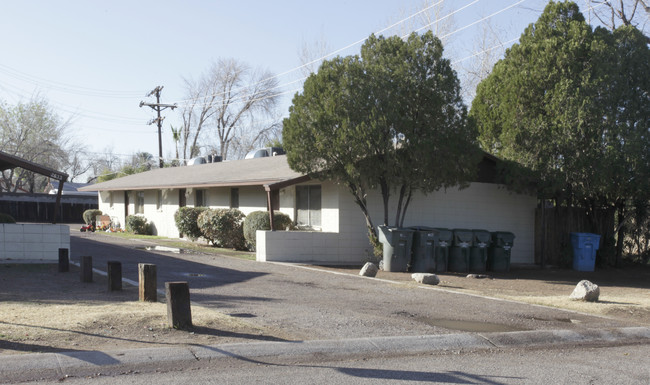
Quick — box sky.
[0,0,604,169]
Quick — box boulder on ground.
[569,280,600,302]
[411,273,440,285]
[359,262,378,277]
[466,274,491,279]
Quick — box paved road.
[6,341,650,384]
[70,232,633,341]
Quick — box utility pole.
[140,86,177,168]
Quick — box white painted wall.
[258,182,536,265]
[0,224,70,262]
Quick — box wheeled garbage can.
[470,229,491,272]
[488,232,515,272]
[409,226,436,273]
[434,228,452,273]
[449,229,473,273]
[570,232,600,272]
[377,226,414,272]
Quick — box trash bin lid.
[472,229,491,243]
[433,228,453,241]
[452,229,473,244]
[492,231,515,244]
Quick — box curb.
[1,327,649,381]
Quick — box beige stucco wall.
[258,182,536,265]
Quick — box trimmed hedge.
[0,213,16,223]
[174,207,208,241]
[197,208,246,250]
[126,215,151,235]
[82,209,103,226]
[243,211,293,251]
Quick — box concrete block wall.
[0,224,70,262]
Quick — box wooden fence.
[535,206,616,267]
[0,192,97,223]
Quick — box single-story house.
[80,154,537,265]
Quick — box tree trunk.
[399,187,413,228]
[394,184,406,227]
[379,176,389,226]
[615,203,626,268]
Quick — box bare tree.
[587,0,650,41]
[0,96,71,192]
[179,59,280,162]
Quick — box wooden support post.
[58,248,69,273]
[80,256,93,283]
[107,261,122,291]
[165,281,192,330]
[139,263,157,302]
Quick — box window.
[195,189,207,207]
[136,191,145,214]
[156,190,163,211]
[296,185,321,229]
[109,192,114,209]
[230,188,239,209]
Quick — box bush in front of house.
[243,210,293,251]
[0,213,16,223]
[125,215,151,235]
[174,207,207,241]
[82,209,103,226]
[197,208,246,250]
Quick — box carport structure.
[0,150,68,223]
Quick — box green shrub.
[82,209,103,226]
[243,211,293,251]
[0,213,16,223]
[174,207,207,241]
[126,215,151,235]
[197,208,246,250]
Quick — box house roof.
[80,155,306,192]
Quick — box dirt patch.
[0,264,294,355]
[317,264,650,325]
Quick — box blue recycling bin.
[570,233,601,272]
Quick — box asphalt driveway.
[70,232,633,341]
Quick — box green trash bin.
[449,229,473,273]
[470,229,491,272]
[488,232,515,272]
[377,226,414,272]
[434,228,452,273]
[409,226,436,273]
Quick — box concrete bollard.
[165,281,192,330]
[58,248,69,273]
[139,263,157,302]
[107,261,122,291]
[80,256,93,283]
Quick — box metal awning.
[0,151,69,223]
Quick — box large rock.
[569,280,600,302]
[411,273,440,285]
[359,262,379,277]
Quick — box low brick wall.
[0,224,70,262]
